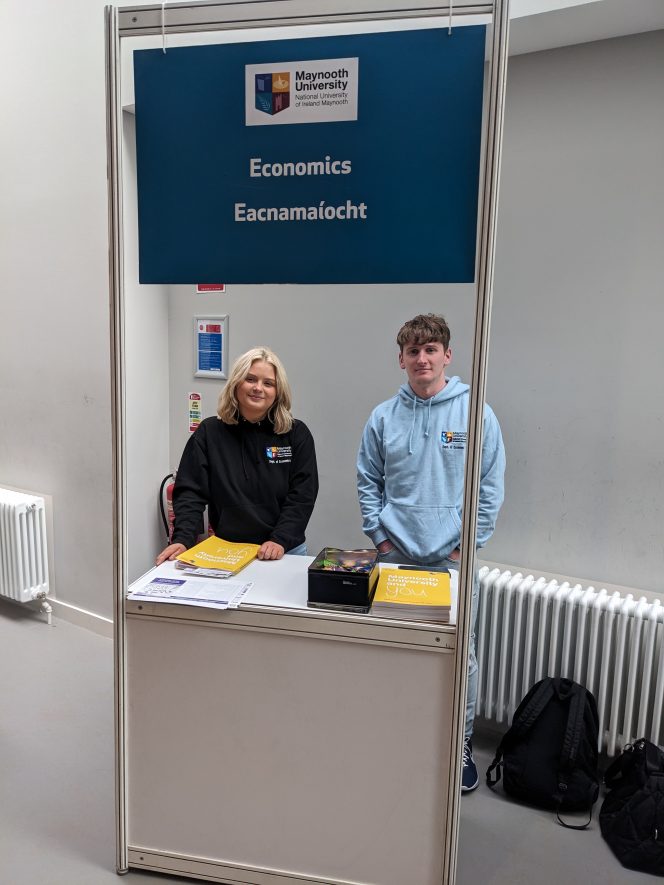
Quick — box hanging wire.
[162,1,167,53]
[448,0,454,35]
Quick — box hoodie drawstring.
[240,437,249,479]
[408,396,417,455]
[238,416,265,480]
[407,395,434,453]
[424,397,432,439]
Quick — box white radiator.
[475,567,664,756]
[0,489,50,604]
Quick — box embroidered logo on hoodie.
[266,445,292,464]
[441,431,466,449]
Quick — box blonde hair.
[217,347,293,434]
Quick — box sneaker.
[461,738,479,793]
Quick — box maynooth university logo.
[255,71,290,115]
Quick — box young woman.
[156,347,318,565]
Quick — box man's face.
[399,339,451,396]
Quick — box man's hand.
[156,543,186,566]
[257,540,285,561]
[377,539,395,554]
[448,547,461,562]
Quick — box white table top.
[129,554,458,624]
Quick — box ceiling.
[509,0,664,55]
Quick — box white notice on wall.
[189,392,201,433]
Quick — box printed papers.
[127,576,253,610]
[371,568,451,623]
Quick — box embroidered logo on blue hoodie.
[442,431,467,449]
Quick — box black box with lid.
[307,548,379,613]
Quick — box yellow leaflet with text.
[176,536,260,573]
[373,569,451,606]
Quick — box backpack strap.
[558,681,585,775]
[506,678,556,744]
[485,747,504,788]
[555,682,595,830]
[486,679,556,789]
[555,805,593,830]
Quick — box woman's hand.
[257,541,285,561]
[156,543,186,566]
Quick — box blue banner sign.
[134,27,486,284]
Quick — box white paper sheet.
[127,575,253,610]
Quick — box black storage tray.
[307,547,379,613]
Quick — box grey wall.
[487,29,664,592]
[0,0,114,618]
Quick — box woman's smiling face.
[236,359,277,422]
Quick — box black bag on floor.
[599,738,664,875]
[486,676,600,828]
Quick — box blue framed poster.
[134,26,486,284]
[194,315,228,379]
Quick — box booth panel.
[127,613,454,885]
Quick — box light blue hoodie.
[357,376,505,564]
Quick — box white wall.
[0,1,114,618]
[488,30,664,592]
[123,112,172,583]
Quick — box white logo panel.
[245,57,359,126]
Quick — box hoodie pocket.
[380,503,462,562]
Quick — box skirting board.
[128,847,377,885]
[51,598,112,638]
[0,595,111,638]
[0,587,112,638]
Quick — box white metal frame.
[105,2,510,881]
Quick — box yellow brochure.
[175,536,260,574]
[373,568,451,607]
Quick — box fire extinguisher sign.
[189,392,202,433]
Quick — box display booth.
[125,557,459,884]
[106,2,510,883]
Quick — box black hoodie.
[171,415,318,551]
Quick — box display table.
[125,555,458,885]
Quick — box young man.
[357,314,505,792]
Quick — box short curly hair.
[396,314,451,351]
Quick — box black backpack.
[486,677,600,828]
[599,738,664,875]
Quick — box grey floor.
[0,600,653,885]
